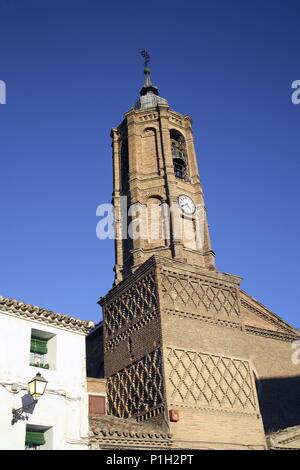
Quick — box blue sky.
[0,0,299,327]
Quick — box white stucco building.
[0,295,94,450]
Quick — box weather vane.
[140,49,151,67]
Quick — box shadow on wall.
[86,323,104,379]
[258,375,300,433]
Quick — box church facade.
[91,56,300,450]
[1,57,299,451]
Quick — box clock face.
[178,195,195,215]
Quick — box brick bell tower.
[100,53,266,449]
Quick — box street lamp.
[12,372,48,424]
[28,372,48,401]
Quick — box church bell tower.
[100,53,266,449]
[111,50,215,284]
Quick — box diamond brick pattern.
[107,349,164,419]
[104,271,157,338]
[166,348,257,412]
[161,272,239,317]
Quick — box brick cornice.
[245,325,300,342]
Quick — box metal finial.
[138,49,160,98]
[140,49,151,67]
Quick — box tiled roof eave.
[89,427,173,449]
[0,295,94,334]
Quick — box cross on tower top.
[140,49,151,68]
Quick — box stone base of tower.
[169,409,266,450]
[100,255,268,450]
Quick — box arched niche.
[141,128,159,175]
[146,196,167,248]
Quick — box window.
[170,129,188,180]
[29,329,56,370]
[89,395,106,416]
[30,337,48,368]
[25,425,52,450]
[25,430,45,450]
[173,154,186,179]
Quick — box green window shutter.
[30,337,48,354]
[25,431,45,446]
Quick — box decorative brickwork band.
[166,347,257,413]
[104,309,159,352]
[160,270,240,319]
[107,349,164,419]
[103,270,157,339]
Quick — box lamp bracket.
[12,400,37,425]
